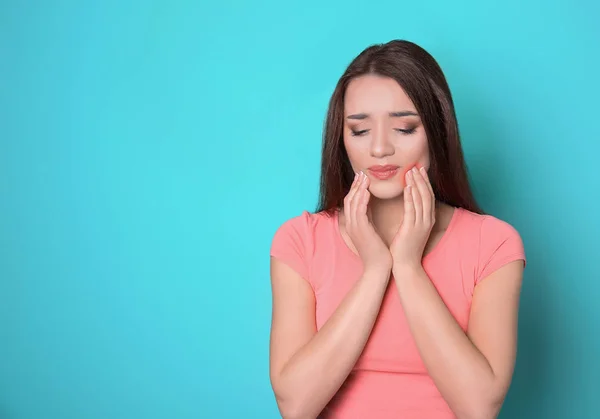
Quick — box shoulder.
[269,209,335,281]
[270,210,333,244]
[455,208,526,283]
[273,210,315,231]
[456,208,524,244]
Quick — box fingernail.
[412,167,418,173]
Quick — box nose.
[369,127,395,158]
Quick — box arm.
[269,171,393,418]
[392,260,524,419]
[390,166,525,418]
[269,259,389,419]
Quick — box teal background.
[1,0,598,418]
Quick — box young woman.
[268,39,526,419]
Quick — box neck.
[368,195,406,245]
[368,196,443,245]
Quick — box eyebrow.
[346,111,419,120]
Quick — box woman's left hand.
[390,166,436,272]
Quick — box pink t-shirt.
[270,206,526,418]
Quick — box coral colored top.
[270,206,526,419]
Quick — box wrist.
[392,262,424,278]
[362,264,392,281]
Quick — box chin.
[368,183,405,200]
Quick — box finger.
[346,172,360,206]
[413,168,431,225]
[404,171,415,227]
[420,167,435,196]
[409,168,423,225]
[351,172,367,228]
[358,177,371,226]
[367,197,373,222]
[420,167,436,221]
[344,172,360,224]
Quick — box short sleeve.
[270,211,312,282]
[476,215,526,284]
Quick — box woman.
[268,39,526,419]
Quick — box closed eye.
[350,129,369,137]
[395,127,416,135]
[351,127,417,136]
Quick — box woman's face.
[343,74,429,200]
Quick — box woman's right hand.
[343,171,393,275]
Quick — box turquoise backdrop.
[1,1,598,418]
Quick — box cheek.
[398,163,421,187]
[396,136,429,187]
[395,131,428,151]
[343,139,368,168]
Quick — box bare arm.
[269,171,392,419]
[390,167,525,418]
[269,260,389,419]
[393,261,524,419]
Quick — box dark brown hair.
[315,39,483,215]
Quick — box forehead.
[344,74,415,115]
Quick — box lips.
[368,165,399,172]
[368,165,399,180]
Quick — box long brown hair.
[315,39,483,215]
